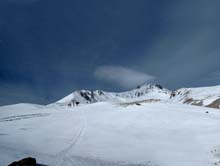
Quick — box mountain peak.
[56,83,171,106]
[136,83,164,90]
[55,84,220,109]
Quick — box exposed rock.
[183,98,194,104]
[206,98,220,109]
[80,91,92,102]
[155,84,163,89]
[119,99,161,107]
[183,98,203,106]
[170,92,176,98]
[8,157,36,166]
[136,85,141,89]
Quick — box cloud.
[94,66,156,89]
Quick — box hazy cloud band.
[94,66,156,89]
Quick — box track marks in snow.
[53,110,156,166]
[0,113,50,122]
[55,111,87,166]
[0,133,8,136]
[65,155,154,166]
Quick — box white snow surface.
[171,85,220,106]
[1,102,220,166]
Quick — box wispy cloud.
[94,66,156,89]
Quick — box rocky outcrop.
[183,98,203,106]
[8,157,36,166]
[206,98,220,109]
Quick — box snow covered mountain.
[170,85,220,109]
[56,84,171,106]
[56,84,220,109]
[1,84,220,166]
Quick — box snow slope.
[170,85,220,108]
[1,102,220,166]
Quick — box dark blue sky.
[0,0,220,105]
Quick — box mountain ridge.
[56,84,220,109]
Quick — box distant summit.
[56,84,171,106]
[55,84,220,109]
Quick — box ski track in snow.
[54,110,87,166]
[1,102,220,166]
[65,155,153,166]
[51,109,152,166]
[0,113,50,122]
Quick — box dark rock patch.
[8,157,36,166]
[155,84,163,89]
[206,98,220,109]
[183,98,203,106]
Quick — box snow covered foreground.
[0,102,220,166]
